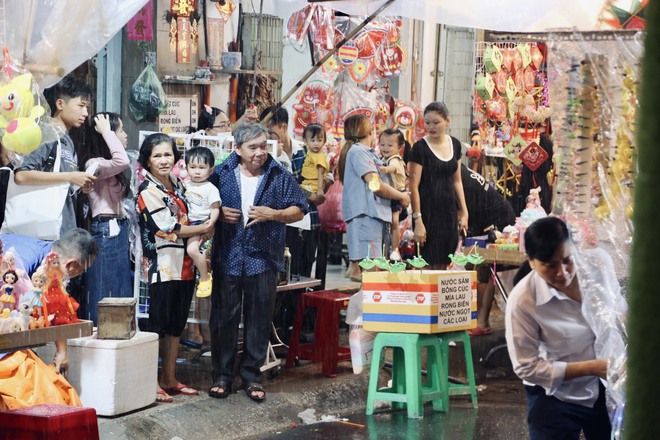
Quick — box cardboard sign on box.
[361,270,477,334]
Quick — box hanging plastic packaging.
[129,64,168,121]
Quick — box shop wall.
[120,0,236,147]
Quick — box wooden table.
[468,247,527,266]
[277,276,321,292]
[0,321,94,352]
[463,246,525,367]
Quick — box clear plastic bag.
[129,64,168,121]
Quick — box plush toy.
[0,73,46,155]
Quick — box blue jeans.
[81,217,133,325]
[210,270,277,385]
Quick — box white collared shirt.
[505,269,600,407]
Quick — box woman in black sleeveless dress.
[409,102,468,268]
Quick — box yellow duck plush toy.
[0,73,45,155]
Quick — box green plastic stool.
[365,333,448,419]
[439,330,478,408]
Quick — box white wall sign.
[159,95,199,133]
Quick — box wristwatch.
[412,212,422,220]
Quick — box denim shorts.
[346,215,386,260]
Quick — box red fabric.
[318,180,345,232]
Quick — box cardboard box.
[97,297,137,340]
[66,331,159,416]
[362,270,477,334]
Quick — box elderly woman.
[208,123,308,402]
[136,133,213,403]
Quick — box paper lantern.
[504,135,525,166]
[476,74,495,100]
[519,141,549,171]
[502,47,515,72]
[505,77,518,101]
[494,69,508,94]
[484,45,503,73]
[530,45,544,70]
[523,66,536,92]
[518,43,532,69]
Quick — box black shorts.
[391,189,407,214]
[147,279,195,337]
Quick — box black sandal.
[209,381,230,399]
[244,383,266,403]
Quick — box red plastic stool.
[0,404,99,440]
[285,290,352,377]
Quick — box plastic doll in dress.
[0,270,18,310]
[30,268,46,318]
[41,252,79,326]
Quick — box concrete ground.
[93,263,529,439]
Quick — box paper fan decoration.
[348,58,375,83]
[519,141,549,171]
[600,0,648,30]
[338,41,359,65]
[354,26,388,59]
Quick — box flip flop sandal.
[244,383,266,403]
[209,381,230,399]
[166,383,199,396]
[156,389,173,403]
[468,327,493,336]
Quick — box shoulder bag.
[1,139,70,240]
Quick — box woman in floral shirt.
[136,133,213,403]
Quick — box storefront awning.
[275,0,608,32]
[3,0,149,88]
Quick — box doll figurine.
[41,252,79,326]
[14,292,33,331]
[0,251,15,274]
[30,269,46,318]
[0,270,18,310]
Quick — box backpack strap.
[43,142,59,172]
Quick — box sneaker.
[196,274,213,298]
[390,249,402,261]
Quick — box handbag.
[1,140,70,240]
[317,179,346,232]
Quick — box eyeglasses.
[212,121,230,129]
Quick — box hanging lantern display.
[168,0,199,63]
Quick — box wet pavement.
[50,264,532,439]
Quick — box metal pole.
[250,0,264,103]
[261,0,397,125]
